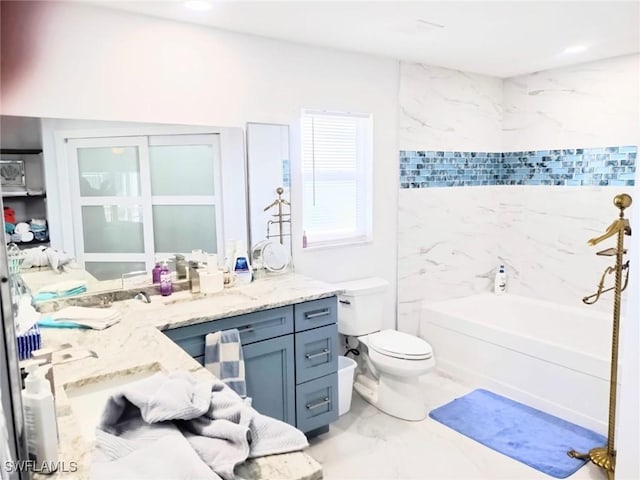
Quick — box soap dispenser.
[159,261,172,296]
[22,364,59,471]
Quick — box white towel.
[49,306,121,330]
[205,329,246,398]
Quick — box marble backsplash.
[398,185,627,334]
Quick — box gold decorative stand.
[567,193,633,480]
[263,187,291,245]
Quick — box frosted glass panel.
[149,145,216,195]
[85,262,146,281]
[153,205,216,253]
[82,206,144,253]
[78,146,140,196]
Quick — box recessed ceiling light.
[563,45,589,54]
[184,0,212,11]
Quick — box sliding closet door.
[67,137,153,280]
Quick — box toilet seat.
[368,330,433,360]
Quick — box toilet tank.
[336,277,389,336]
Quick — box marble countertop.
[39,273,343,479]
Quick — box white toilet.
[336,277,435,421]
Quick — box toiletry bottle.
[302,231,308,248]
[160,261,172,296]
[225,240,236,272]
[494,265,507,295]
[22,364,58,472]
[152,262,162,284]
[233,242,253,284]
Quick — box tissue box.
[17,324,42,360]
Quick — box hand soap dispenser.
[22,364,59,472]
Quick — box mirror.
[1,115,249,307]
[245,123,292,268]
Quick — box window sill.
[302,237,372,251]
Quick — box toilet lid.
[369,330,433,360]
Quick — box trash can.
[338,355,357,416]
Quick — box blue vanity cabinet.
[163,295,339,436]
[292,297,339,435]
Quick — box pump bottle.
[22,364,58,472]
[494,265,507,295]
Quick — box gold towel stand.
[567,193,633,480]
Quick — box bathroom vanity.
[164,296,339,435]
[37,274,342,479]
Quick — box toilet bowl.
[354,330,435,421]
[336,278,436,421]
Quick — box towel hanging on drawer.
[205,329,247,398]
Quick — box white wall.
[0,1,400,327]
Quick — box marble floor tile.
[308,372,605,480]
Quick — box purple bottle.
[152,262,162,284]
[159,262,172,296]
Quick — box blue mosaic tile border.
[399,146,637,188]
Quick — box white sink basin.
[64,367,160,442]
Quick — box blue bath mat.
[429,389,607,478]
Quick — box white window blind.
[302,110,372,246]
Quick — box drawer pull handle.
[339,299,351,305]
[305,309,330,320]
[306,397,330,410]
[237,325,254,334]
[305,348,330,360]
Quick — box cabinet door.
[243,335,295,426]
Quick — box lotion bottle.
[160,261,172,296]
[22,364,58,472]
[494,265,507,295]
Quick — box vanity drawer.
[164,305,294,357]
[295,373,338,433]
[295,324,338,384]
[294,297,337,332]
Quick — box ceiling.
[93,1,639,77]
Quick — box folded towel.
[37,317,90,329]
[91,371,308,480]
[48,306,121,330]
[14,222,30,235]
[205,329,246,398]
[32,280,88,303]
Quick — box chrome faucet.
[134,291,151,304]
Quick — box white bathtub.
[421,293,613,433]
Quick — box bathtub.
[421,293,613,433]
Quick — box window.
[301,110,372,247]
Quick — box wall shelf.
[0,149,43,155]
[2,192,46,198]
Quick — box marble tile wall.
[503,55,640,152]
[396,56,639,335]
[399,63,503,152]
